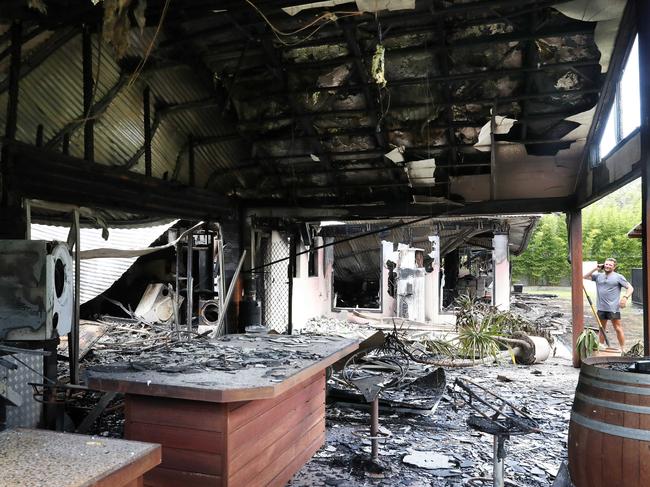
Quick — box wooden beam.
[5,142,236,221]
[236,61,601,102]
[242,87,601,126]
[0,20,26,239]
[245,196,572,219]
[638,0,650,353]
[568,209,584,368]
[2,21,21,146]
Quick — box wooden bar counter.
[0,428,161,487]
[86,334,358,487]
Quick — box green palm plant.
[576,329,599,359]
[457,314,502,361]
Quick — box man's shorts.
[597,311,621,321]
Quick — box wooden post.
[82,24,94,162]
[62,133,70,155]
[0,20,26,239]
[569,209,584,368]
[638,0,650,354]
[490,101,497,200]
[35,124,44,147]
[143,86,152,177]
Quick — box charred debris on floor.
[34,291,581,486]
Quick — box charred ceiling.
[0,0,627,220]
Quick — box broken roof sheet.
[31,220,176,303]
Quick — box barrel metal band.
[582,364,650,386]
[575,391,650,414]
[571,412,650,441]
[580,375,650,396]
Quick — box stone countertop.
[0,428,160,487]
[86,334,358,403]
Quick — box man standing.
[583,258,634,350]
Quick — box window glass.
[599,106,617,159]
[620,36,640,138]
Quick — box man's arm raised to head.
[583,264,600,280]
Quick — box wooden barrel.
[568,356,650,487]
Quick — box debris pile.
[291,358,579,487]
[85,332,338,378]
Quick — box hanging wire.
[127,0,172,88]
[243,0,362,47]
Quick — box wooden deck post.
[0,20,27,240]
[569,209,584,368]
[638,0,650,354]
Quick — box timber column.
[492,228,510,311]
[638,0,650,353]
[568,209,584,368]
[0,20,26,240]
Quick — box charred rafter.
[209,24,595,72]
[234,60,600,102]
[240,87,600,127]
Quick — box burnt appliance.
[0,241,73,340]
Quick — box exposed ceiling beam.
[245,196,572,219]
[238,86,600,126]
[5,141,236,221]
[212,24,594,73]
[234,60,600,101]
[153,0,572,51]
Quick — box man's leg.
[597,315,609,344]
[611,319,625,349]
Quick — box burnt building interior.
[1,0,650,486]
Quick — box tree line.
[512,179,642,285]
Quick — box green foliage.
[576,329,599,359]
[512,179,642,284]
[454,294,503,360]
[422,338,457,359]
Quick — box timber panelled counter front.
[86,334,359,487]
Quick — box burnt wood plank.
[144,467,220,487]
[229,378,324,461]
[125,422,224,454]
[126,395,226,432]
[229,392,325,479]
[228,371,324,431]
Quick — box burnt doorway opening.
[333,247,381,310]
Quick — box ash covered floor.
[290,357,579,487]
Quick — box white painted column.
[492,232,510,311]
[381,240,397,317]
[425,235,440,323]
